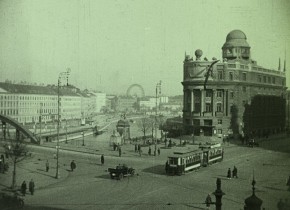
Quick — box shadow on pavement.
[142,165,165,175]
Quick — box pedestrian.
[101,154,104,165]
[168,139,172,147]
[70,160,76,172]
[165,161,169,174]
[113,143,116,151]
[158,147,160,156]
[118,147,122,157]
[46,160,49,172]
[232,166,238,178]
[138,144,141,152]
[148,146,151,156]
[134,144,137,153]
[227,168,231,179]
[205,194,212,209]
[21,181,27,196]
[29,179,35,195]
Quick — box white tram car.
[166,143,223,175]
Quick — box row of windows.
[205,103,223,112]
[217,70,282,85]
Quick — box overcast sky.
[0,0,289,96]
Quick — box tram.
[166,143,223,175]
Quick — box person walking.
[134,144,137,153]
[118,147,122,157]
[46,160,49,172]
[227,168,232,179]
[148,147,151,156]
[101,154,104,165]
[29,179,35,195]
[21,181,27,196]
[138,144,141,152]
[157,147,160,156]
[70,160,76,172]
[205,194,212,209]
[232,166,238,178]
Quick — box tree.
[3,139,29,189]
[136,117,151,144]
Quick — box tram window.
[170,158,178,165]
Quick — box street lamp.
[56,68,71,179]
[154,81,162,156]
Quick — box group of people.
[227,166,238,179]
[134,144,143,156]
[21,179,35,196]
[147,146,161,156]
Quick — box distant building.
[116,96,137,113]
[92,92,106,113]
[182,30,287,140]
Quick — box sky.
[0,0,289,96]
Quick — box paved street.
[0,121,290,210]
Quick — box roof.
[0,82,57,95]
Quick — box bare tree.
[3,139,29,189]
[136,117,151,144]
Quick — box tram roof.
[169,150,202,158]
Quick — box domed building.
[182,30,287,140]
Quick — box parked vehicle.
[108,164,135,180]
[166,143,223,176]
[0,193,24,209]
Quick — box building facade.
[0,82,103,125]
[182,30,287,140]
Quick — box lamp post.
[56,68,71,179]
[155,81,162,156]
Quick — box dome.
[226,30,247,41]
[223,29,250,48]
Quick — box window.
[242,86,247,92]
[242,72,247,81]
[230,91,234,99]
[205,103,212,112]
[272,77,275,84]
[216,103,222,112]
[229,72,233,81]
[218,71,223,80]
[206,90,212,97]
[218,119,222,124]
[263,76,266,83]
[193,119,200,126]
[268,77,271,83]
[258,75,262,82]
[217,90,222,97]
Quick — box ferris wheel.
[126,84,145,98]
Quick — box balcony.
[215,111,224,117]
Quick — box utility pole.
[82,131,85,146]
[56,68,71,179]
[155,81,162,156]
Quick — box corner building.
[182,30,287,140]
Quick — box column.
[200,89,204,116]
[212,89,216,117]
[223,89,225,115]
[191,89,194,113]
[225,90,229,116]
